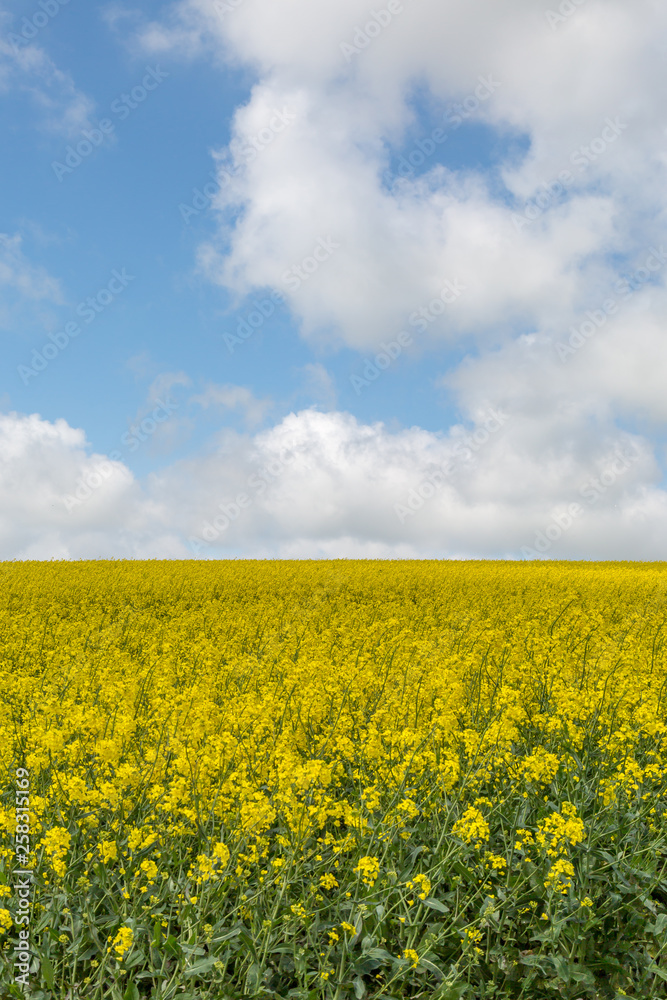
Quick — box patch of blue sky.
[0,0,528,478]
[380,81,531,204]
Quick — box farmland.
[2,560,667,998]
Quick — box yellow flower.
[109,926,134,960]
[212,842,230,867]
[353,855,380,886]
[402,948,420,967]
[405,873,431,899]
[139,859,158,882]
[98,839,117,864]
[452,807,490,844]
[536,804,585,858]
[464,927,483,946]
[319,872,339,890]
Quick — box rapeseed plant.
[1,559,667,996]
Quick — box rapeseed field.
[2,560,667,999]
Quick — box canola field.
[2,560,667,1000]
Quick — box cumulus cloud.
[2,409,663,561]
[0,412,180,559]
[132,0,667,354]
[8,0,667,560]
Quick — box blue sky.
[2,0,667,559]
[2,0,499,459]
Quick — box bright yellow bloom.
[405,873,431,899]
[453,807,490,844]
[139,859,158,882]
[353,855,380,886]
[109,926,134,960]
[544,858,575,894]
[319,872,339,890]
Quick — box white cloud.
[190,382,271,427]
[134,0,667,356]
[13,0,663,560]
[2,409,664,561]
[0,34,94,135]
[0,411,179,559]
[0,231,64,332]
[0,232,63,302]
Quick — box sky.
[1,0,667,560]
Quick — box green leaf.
[422,896,450,913]
[451,861,474,881]
[647,913,667,935]
[183,956,219,978]
[648,962,667,983]
[433,982,469,1000]
[40,953,55,990]
[354,956,382,975]
[245,962,262,992]
[181,943,206,957]
[163,934,183,959]
[519,953,549,973]
[239,930,259,961]
[366,947,395,963]
[595,955,626,974]
[420,957,445,979]
[354,975,367,999]
[211,925,243,944]
[123,985,140,1000]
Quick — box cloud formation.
[2,408,662,561]
[4,0,667,561]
